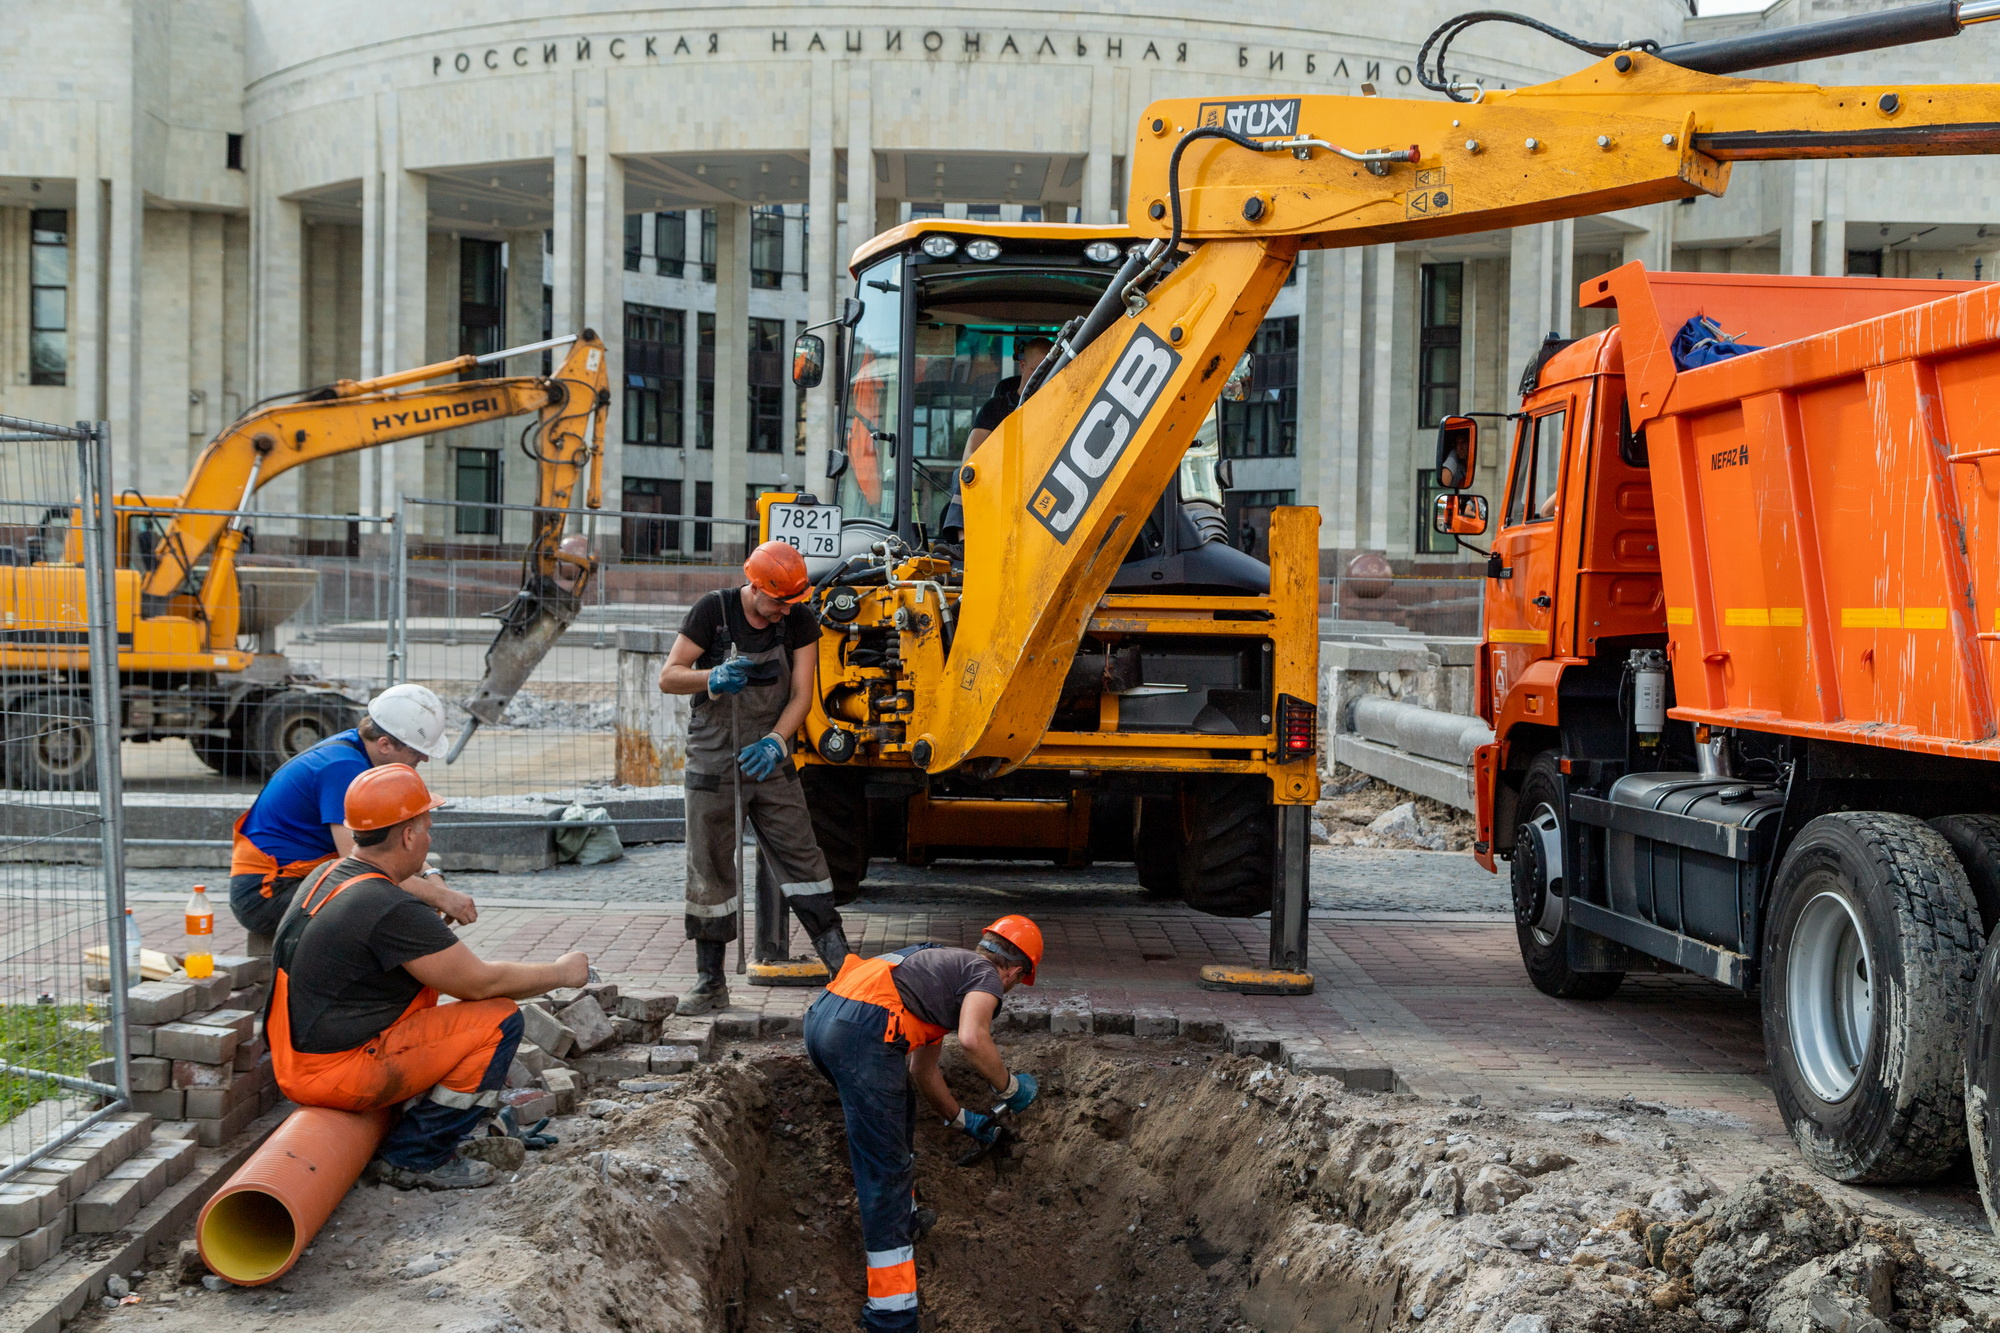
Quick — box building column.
[804,57,837,490]
[844,67,874,298]
[71,107,104,425]
[1363,244,1398,552]
[1507,222,1560,406]
[1299,252,1351,560]
[105,122,142,486]
[1781,160,1819,276]
[1819,165,1847,277]
[551,74,584,344]
[711,203,752,563]
[1083,68,1116,224]
[504,228,545,368]
[583,72,625,534]
[379,116,428,520]
[1620,204,1673,271]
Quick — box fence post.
[77,421,131,1105]
[389,496,408,686]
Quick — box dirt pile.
[1316,771,1474,852]
[80,1038,2000,1333]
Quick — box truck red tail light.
[1276,693,1316,760]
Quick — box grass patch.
[0,1003,100,1122]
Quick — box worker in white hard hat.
[228,684,476,939]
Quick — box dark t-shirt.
[283,858,460,1055]
[971,376,1024,434]
[891,946,1004,1037]
[679,588,819,669]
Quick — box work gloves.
[737,734,788,781]
[707,658,751,696]
[951,1108,1001,1146]
[993,1072,1039,1116]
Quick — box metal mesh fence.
[0,414,130,1176]
[1324,574,1485,638]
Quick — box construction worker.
[802,917,1045,1332]
[229,683,475,939]
[657,540,850,1014]
[269,764,589,1191]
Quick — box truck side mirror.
[1215,458,1234,490]
[825,449,849,482]
[839,297,863,329]
[1435,416,1478,490]
[1432,492,1489,537]
[792,333,826,389]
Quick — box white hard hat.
[367,684,449,759]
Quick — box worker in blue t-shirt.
[229,684,475,937]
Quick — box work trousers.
[229,872,305,938]
[803,992,921,1333]
[684,768,840,944]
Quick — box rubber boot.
[811,925,853,977]
[678,938,730,1015]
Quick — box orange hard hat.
[745,540,812,605]
[344,763,447,832]
[982,914,1044,986]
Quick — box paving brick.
[16,1161,88,1203]
[648,1045,701,1074]
[994,1006,1049,1034]
[232,1035,268,1071]
[541,1068,579,1113]
[101,1023,155,1056]
[231,983,270,1012]
[46,1147,105,1192]
[570,1047,650,1084]
[521,1004,575,1059]
[1133,1011,1179,1038]
[124,982,196,1026]
[75,1175,144,1232]
[514,1043,552,1076]
[185,1076,257,1119]
[137,1136,198,1184]
[194,1100,260,1147]
[656,1017,715,1061]
[173,1060,235,1090]
[0,1183,59,1237]
[1050,999,1092,1035]
[1092,1009,1136,1036]
[582,981,621,1010]
[555,995,618,1053]
[16,1210,68,1271]
[502,1088,556,1123]
[154,1022,239,1065]
[170,971,232,1010]
[105,1154,168,1205]
[616,989,677,1021]
[1180,1017,1228,1046]
[609,1016,648,1044]
[0,1238,20,1285]
[213,955,272,987]
[759,1014,803,1039]
[193,1008,257,1040]
[713,1015,759,1041]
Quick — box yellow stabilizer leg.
[748,958,830,988]
[1199,964,1315,996]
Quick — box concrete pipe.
[197,1105,391,1285]
[1349,696,1494,767]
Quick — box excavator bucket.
[447,534,596,764]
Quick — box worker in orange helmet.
[657,539,850,1013]
[802,915,1045,1332]
[268,764,590,1190]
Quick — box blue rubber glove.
[707,658,750,696]
[738,735,786,781]
[953,1108,1000,1145]
[993,1072,1038,1116]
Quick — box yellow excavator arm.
[919,3,2000,773]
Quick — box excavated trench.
[492,1037,1992,1333]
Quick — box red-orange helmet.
[344,763,447,832]
[745,540,812,605]
[982,914,1044,985]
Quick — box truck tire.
[1763,812,1981,1183]
[1931,814,2000,935]
[1177,775,1273,918]
[801,767,869,905]
[1965,926,2000,1232]
[1134,797,1182,900]
[190,719,254,777]
[1511,753,1622,1000]
[4,692,95,791]
[252,692,351,778]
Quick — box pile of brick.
[0,1113,198,1282]
[508,981,727,1117]
[89,956,278,1149]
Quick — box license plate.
[767,502,842,558]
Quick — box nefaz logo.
[371,397,500,431]
[1196,98,1301,138]
[1027,329,1181,542]
[1709,444,1750,471]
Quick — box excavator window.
[1504,409,1567,526]
[836,254,905,528]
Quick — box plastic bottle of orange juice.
[183,885,214,979]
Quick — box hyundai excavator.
[1,332,608,788]
[773,0,2000,992]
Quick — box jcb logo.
[1196,98,1301,138]
[1027,328,1181,542]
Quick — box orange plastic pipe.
[197,1106,391,1285]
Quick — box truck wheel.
[1511,753,1622,1001]
[802,767,869,905]
[4,693,96,791]
[190,722,254,777]
[252,693,348,777]
[1134,797,1182,900]
[1764,812,1981,1183]
[1177,776,1272,918]
[1965,927,2000,1232]
[1931,814,2000,934]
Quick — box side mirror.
[792,333,825,389]
[839,297,863,329]
[1434,415,1478,490]
[1214,458,1234,490]
[1432,492,1489,537]
[824,450,849,482]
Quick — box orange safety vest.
[230,810,336,901]
[826,950,953,1048]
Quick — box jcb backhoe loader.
[2,333,608,788]
[773,0,2000,1009]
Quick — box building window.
[454,448,500,535]
[694,480,713,553]
[1848,249,1885,277]
[748,317,785,453]
[696,313,715,448]
[1418,262,1463,429]
[699,209,717,283]
[967,204,1000,221]
[751,206,786,290]
[624,303,684,447]
[225,134,244,171]
[540,281,553,374]
[656,211,685,278]
[624,214,643,272]
[458,238,505,377]
[1020,205,1044,222]
[29,210,68,387]
[909,204,944,221]
[796,207,809,292]
[621,477,681,560]
[1218,317,1298,458]
[1415,468,1458,555]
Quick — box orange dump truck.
[1436,264,2000,1206]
